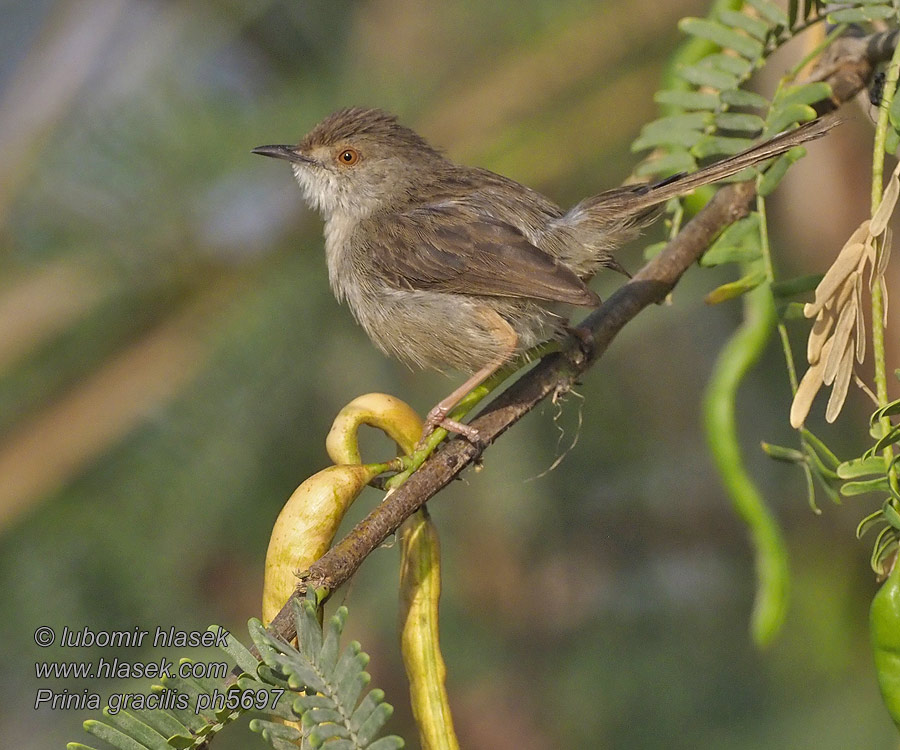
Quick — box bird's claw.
[417,405,484,450]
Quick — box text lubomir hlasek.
[57,625,230,648]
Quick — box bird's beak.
[251,145,315,165]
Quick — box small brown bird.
[253,108,832,439]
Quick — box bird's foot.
[417,404,483,450]
[565,325,596,363]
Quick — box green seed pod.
[871,555,900,730]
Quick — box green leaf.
[745,0,789,27]
[165,735,198,750]
[774,81,833,109]
[888,89,900,132]
[766,104,817,136]
[678,18,765,59]
[351,690,388,734]
[841,477,892,496]
[801,429,842,470]
[758,148,806,196]
[639,112,714,136]
[770,273,824,298]
[761,442,806,463]
[810,463,842,504]
[333,643,371,709]
[871,398,900,424]
[304,707,347,727]
[367,737,406,750]
[870,424,900,456]
[634,150,697,176]
[316,741,355,750]
[356,703,396,748]
[654,89,721,110]
[319,606,347,676]
[296,598,324,668]
[872,526,899,574]
[704,270,767,304]
[248,619,280,669]
[700,214,762,266]
[778,301,808,320]
[217,624,260,676]
[885,127,900,156]
[250,717,303,748]
[838,455,888,479]
[677,63,739,91]
[82,720,145,750]
[721,89,770,109]
[715,112,766,133]
[250,618,325,693]
[128,708,186,740]
[718,9,772,40]
[828,6,896,23]
[804,440,840,479]
[310,722,350,745]
[147,685,206,732]
[704,53,755,78]
[883,500,900,530]
[632,128,705,152]
[858,509,886,538]
[162,674,207,721]
[800,461,821,514]
[256,663,291,689]
[692,134,755,158]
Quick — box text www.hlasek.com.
[35,655,229,681]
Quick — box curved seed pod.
[327,392,424,464]
[399,511,460,750]
[262,464,379,625]
[264,393,423,625]
[871,555,900,729]
[326,394,457,748]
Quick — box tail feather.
[585,115,839,216]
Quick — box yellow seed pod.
[399,511,459,750]
[327,392,423,463]
[264,393,423,625]
[262,464,378,625]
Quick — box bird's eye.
[337,148,359,165]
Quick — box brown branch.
[262,30,880,646]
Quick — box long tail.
[582,115,839,216]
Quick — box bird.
[253,107,833,441]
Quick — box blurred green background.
[2,0,898,747]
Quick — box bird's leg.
[419,310,518,447]
[421,360,506,443]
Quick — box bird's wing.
[366,205,600,307]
